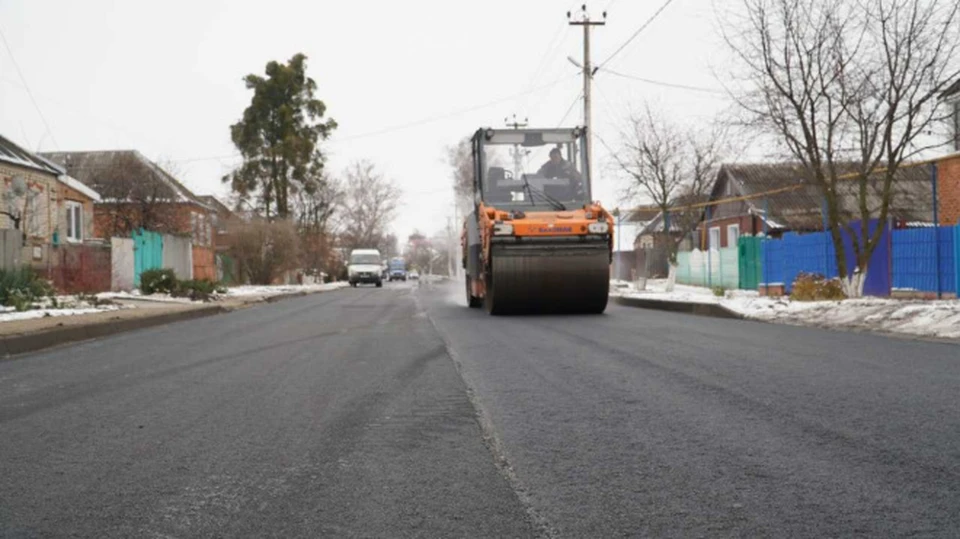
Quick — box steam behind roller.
[461,126,613,314]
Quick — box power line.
[597,0,676,69]
[172,76,579,162]
[335,74,577,143]
[0,24,59,150]
[601,68,726,94]
[557,91,583,127]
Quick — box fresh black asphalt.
[2,281,959,537]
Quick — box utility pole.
[568,5,605,187]
[505,114,528,130]
[506,114,530,180]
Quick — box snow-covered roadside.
[224,282,350,297]
[614,279,960,340]
[99,282,351,304]
[0,295,125,323]
[98,290,197,304]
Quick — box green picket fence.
[674,236,764,291]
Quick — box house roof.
[716,162,933,230]
[626,205,661,223]
[0,134,102,201]
[197,195,233,215]
[639,194,710,236]
[59,174,102,202]
[0,134,64,175]
[39,150,211,209]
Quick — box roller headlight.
[588,222,609,234]
[493,223,514,235]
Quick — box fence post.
[931,163,941,299]
[707,205,713,288]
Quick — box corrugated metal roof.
[39,150,211,209]
[0,134,64,175]
[718,163,933,230]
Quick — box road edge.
[0,289,341,359]
[613,295,745,320]
[415,292,557,539]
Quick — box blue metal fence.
[892,227,956,295]
[761,238,785,286]
[760,221,891,296]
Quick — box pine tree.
[224,53,337,220]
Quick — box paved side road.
[0,284,532,538]
[424,282,960,537]
[4,279,960,537]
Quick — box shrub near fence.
[675,222,960,296]
[761,220,891,296]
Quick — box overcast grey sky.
[0,0,735,240]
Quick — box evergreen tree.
[224,53,337,220]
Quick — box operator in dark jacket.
[537,147,582,181]
[537,147,585,200]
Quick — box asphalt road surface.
[2,280,960,537]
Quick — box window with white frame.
[727,224,740,247]
[65,201,83,242]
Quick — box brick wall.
[48,243,112,293]
[94,202,214,245]
[698,214,765,249]
[937,153,960,225]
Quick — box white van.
[348,249,383,287]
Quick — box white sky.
[0,0,737,241]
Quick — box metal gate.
[132,229,163,287]
[738,236,762,290]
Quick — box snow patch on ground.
[0,295,125,323]
[615,279,960,340]
[99,282,351,304]
[98,290,197,304]
[225,282,350,297]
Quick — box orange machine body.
[466,202,613,300]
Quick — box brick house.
[0,135,101,274]
[197,195,236,253]
[936,80,960,225]
[698,163,934,250]
[636,196,707,250]
[40,150,218,280]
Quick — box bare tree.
[230,218,301,284]
[614,105,725,291]
[293,167,344,278]
[339,160,401,252]
[725,0,960,296]
[446,137,474,216]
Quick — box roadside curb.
[613,295,745,320]
[0,288,341,359]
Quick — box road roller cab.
[462,126,613,314]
